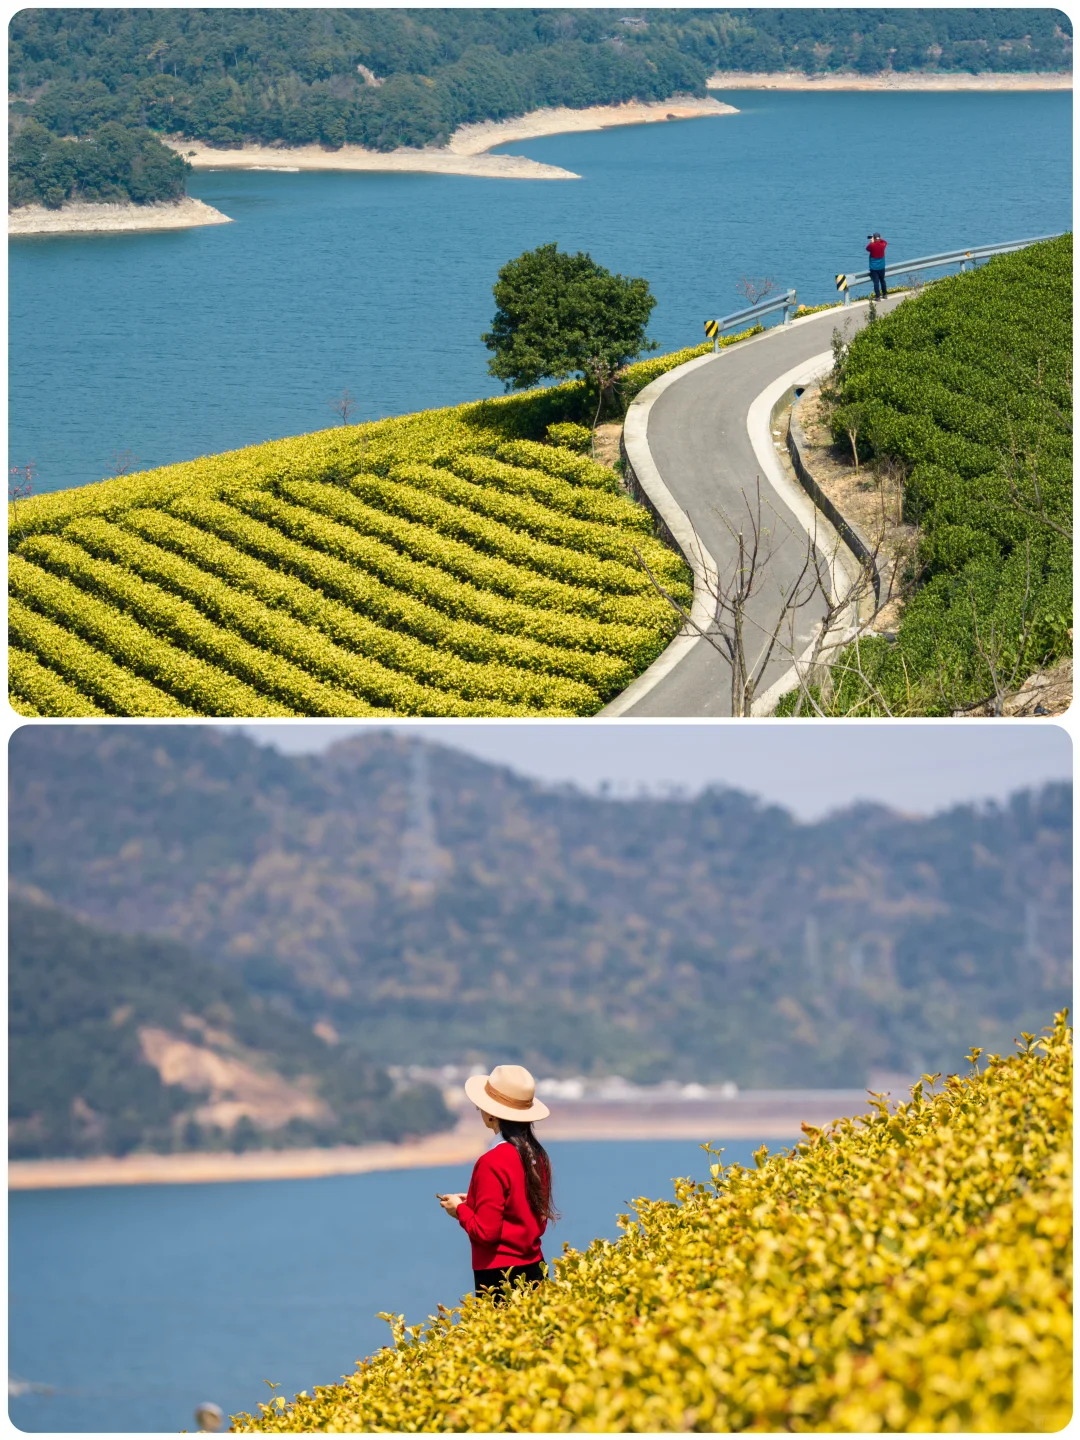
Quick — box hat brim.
[464,1073,550,1123]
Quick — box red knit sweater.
[456,1140,547,1270]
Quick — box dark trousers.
[473,1260,545,1303]
[870,266,888,298]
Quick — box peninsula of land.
[10,72,1064,231]
[8,1087,874,1190]
[707,69,1071,91]
[167,97,738,181]
[8,196,232,237]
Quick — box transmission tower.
[804,914,822,987]
[397,742,440,895]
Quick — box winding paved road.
[607,296,903,717]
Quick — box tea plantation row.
[235,1013,1071,1432]
[798,234,1072,715]
[10,334,775,717]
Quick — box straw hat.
[464,1064,550,1123]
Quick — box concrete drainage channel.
[777,384,883,608]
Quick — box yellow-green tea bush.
[546,422,593,454]
[235,1014,1071,1433]
[9,334,773,717]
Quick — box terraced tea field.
[237,1015,1072,1433]
[799,234,1073,715]
[8,399,693,717]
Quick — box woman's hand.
[436,1191,467,1218]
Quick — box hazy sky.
[235,723,1070,821]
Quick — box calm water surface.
[9,92,1071,493]
[8,1137,784,1432]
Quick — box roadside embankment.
[707,69,1071,90]
[8,196,232,236]
[8,1087,873,1190]
[785,378,915,635]
[166,97,737,181]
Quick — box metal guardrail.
[705,288,797,349]
[836,233,1063,302]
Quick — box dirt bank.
[793,378,917,635]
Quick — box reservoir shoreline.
[7,98,737,237]
[10,76,1065,235]
[166,97,737,182]
[8,1088,871,1190]
[708,69,1071,91]
[8,195,233,237]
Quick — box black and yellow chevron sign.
[704,319,719,339]
[835,273,848,291]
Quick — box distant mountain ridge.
[9,726,1071,1092]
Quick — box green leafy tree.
[482,243,657,412]
[8,116,187,208]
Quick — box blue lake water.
[8,91,1071,494]
[7,1136,785,1433]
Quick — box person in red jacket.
[436,1064,557,1301]
[866,232,888,299]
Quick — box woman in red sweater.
[437,1064,558,1300]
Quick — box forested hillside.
[9,726,1071,1089]
[10,9,1071,159]
[9,894,452,1159]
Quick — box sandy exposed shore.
[167,98,737,182]
[708,69,1071,91]
[444,98,737,152]
[8,1125,488,1191]
[9,1089,872,1191]
[8,196,232,236]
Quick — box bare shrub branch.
[736,276,776,308]
[637,478,892,716]
[330,388,358,426]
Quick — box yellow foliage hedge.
[8,335,776,718]
[234,1014,1072,1433]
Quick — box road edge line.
[598,352,722,717]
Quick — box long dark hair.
[498,1119,560,1223]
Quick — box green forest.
[9,9,1071,204]
[10,726,1071,1101]
[8,119,187,209]
[9,895,452,1159]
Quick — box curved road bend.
[615,296,903,717]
